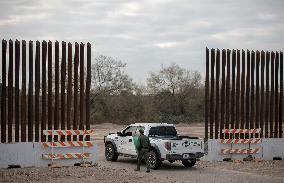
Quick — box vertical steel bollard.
[82,132,86,164]
[51,130,54,163]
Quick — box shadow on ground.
[111,157,198,171]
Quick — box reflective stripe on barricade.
[220,138,261,144]
[220,148,262,155]
[42,130,94,136]
[222,128,261,134]
[42,152,92,160]
[42,141,93,148]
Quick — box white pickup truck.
[104,123,204,169]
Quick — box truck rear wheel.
[105,143,118,161]
[182,159,196,167]
[148,150,162,169]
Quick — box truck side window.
[123,126,135,135]
[149,126,177,137]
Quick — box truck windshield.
[148,126,177,137]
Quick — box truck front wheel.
[148,150,162,169]
[105,143,118,161]
[182,159,196,167]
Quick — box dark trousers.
[137,148,150,170]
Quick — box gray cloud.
[0,0,283,83]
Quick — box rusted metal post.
[235,50,240,138]
[54,41,59,141]
[15,40,20,142]
[265,52,270,138]
[231,50,236,138]
[41,41,47,142]
[274,52,279,138]
[67,43,73,141]
[280,52,283,138]
[79,43,85,141]
[250,51,255,132]
[1,40,7,143]
[35,41,40,142]
[86,43,91,141]
[260,51,265,138]
[245,50,250,138]
[8,40,13,143]
[21,40,26,142]
[73,43,79,141]
[28,41,33,142]
[205,48,209,141]
[225,49,231,139]
[48,41,53,141]
[61,41,66,141]
[220,49,226,139]
[240,50,246,139]
[255,51,260,138]
[270,52,275,138]
[215,49,220,139]
[210,49,215,139]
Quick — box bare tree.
[147,62,201,96]
[91,55,134,96]
[146,63,203,119]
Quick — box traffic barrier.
[42,129,95,164]
[220,128,262,158]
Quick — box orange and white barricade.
[220,128,262,158]
[42,129,95,163]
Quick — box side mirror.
[117,132,122,136]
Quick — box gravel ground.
[0,165,175,183]
[198,160,284,178]
[1,159,283,183]
[1,123,283,183]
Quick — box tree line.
[90,55,204,124]
[0,55,204,125]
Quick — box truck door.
[127,126,145,156]
[120,126,136,155]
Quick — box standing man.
[135,129,150,173]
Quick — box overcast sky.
[0,0,283,84]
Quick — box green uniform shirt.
[136,134,150,150]
[133,136,139,150]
